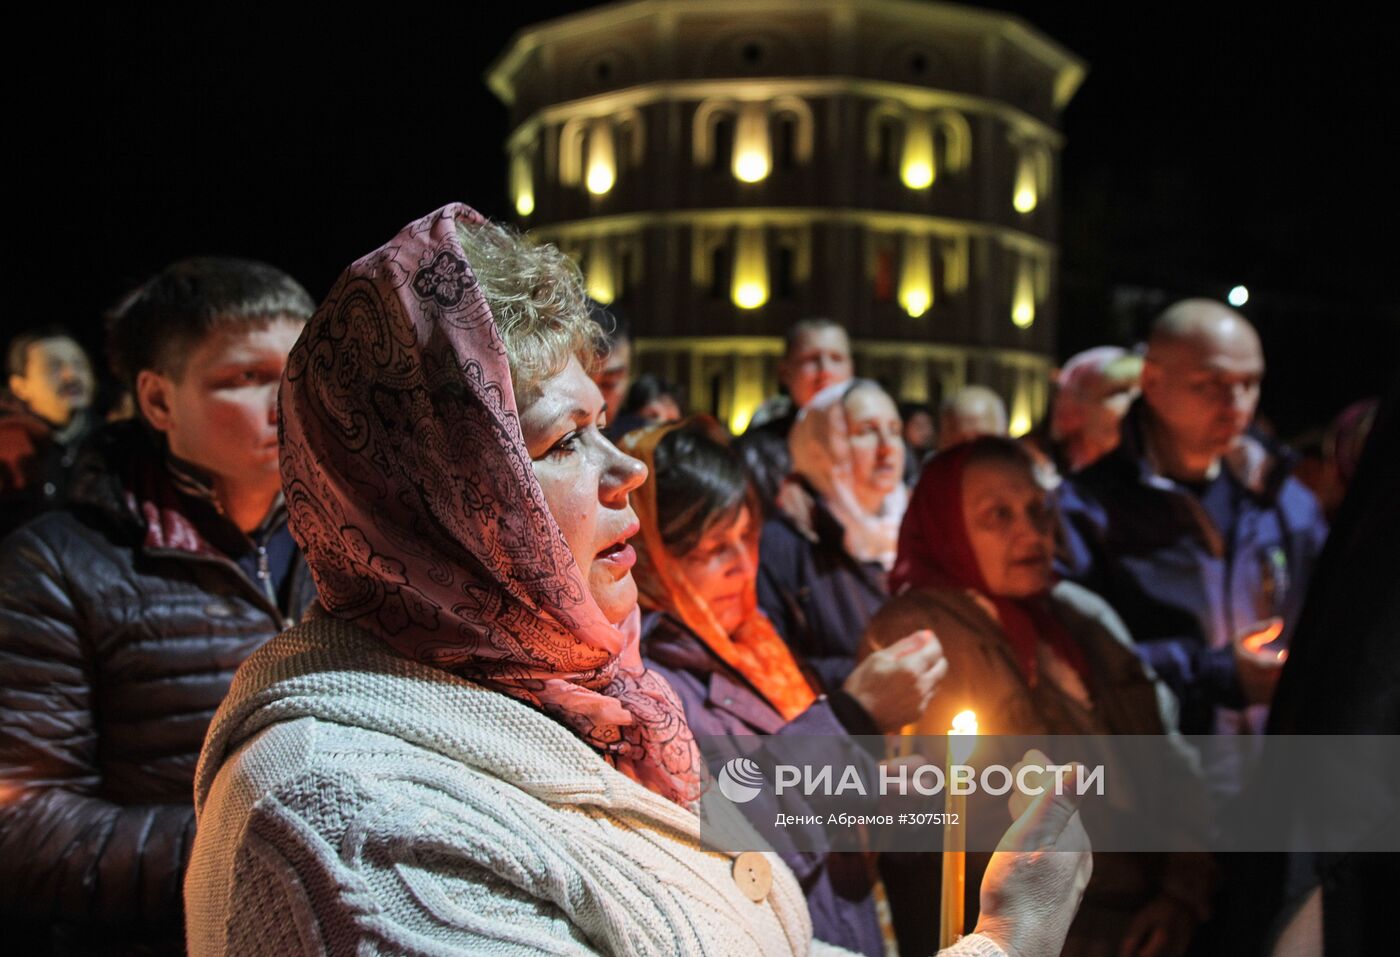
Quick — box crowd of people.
[0,202,1386,957]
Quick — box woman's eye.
[548,432,581,458]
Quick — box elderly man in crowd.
[0,327,97,536]
[937,384,1008,451]
[1057,300,1327,736]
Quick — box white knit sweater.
[185,617,1004,957]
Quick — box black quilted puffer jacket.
[0,422,316,954]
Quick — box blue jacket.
[641,611,885,957]
[1056,403,1328,734]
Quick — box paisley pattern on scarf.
[279,204,700,806]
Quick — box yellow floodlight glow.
[901,114,935,190]
[586,238,615,304]
[732,103,772,183]
[1009,385,1033,438]
[734,151,770,183]
[902,289,931,318]
[898,233,933,318]
[511,154,535,217]
[1013,153,1038,213]
[733,283,766,309]
[1012,261,1036,329]
[728,370,764,435]
[731,227,769,310]
[585,122,616,196]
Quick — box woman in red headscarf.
[861,436,1210,957]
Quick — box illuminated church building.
[488,0,1084,434]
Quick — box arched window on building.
[558,117,588,187]
[867,103,905,178]
[772,243,795,299]
[710,116,735,173]
[774,114,798,170]
[614,109,646,173]
[866,232,899,302]
[931,110,971,176]
[694,99,737,172]
[768,96,813,173]
[710,245,731,300]
[695,97,810,182]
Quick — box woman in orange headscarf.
[622,418,947,956]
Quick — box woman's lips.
[596,520,640,569]
[595,542,636,569]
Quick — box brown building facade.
[488,0,1084,433]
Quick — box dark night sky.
[12,2,1397,434]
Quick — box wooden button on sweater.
[732,851,772,902]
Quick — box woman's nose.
[728,541,757,580]
[602,442,648,503]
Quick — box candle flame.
[951,710,978,735]
[1241,619,1285,654]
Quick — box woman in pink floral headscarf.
[186,205,1090,957]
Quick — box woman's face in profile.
[519,355,648,624]
[961,457,1055,598]
[673,505,758,637]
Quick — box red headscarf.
[279,204,700,807]
[891,440,1089,688]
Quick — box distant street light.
[1228,285,1249,307]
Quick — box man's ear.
[1138,358,1164,402]
[136,369,175,433]
[8,373,30,403]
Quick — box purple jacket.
[757,501,889,691]
[641,611,884,957]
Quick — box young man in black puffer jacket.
[0,258,318,955]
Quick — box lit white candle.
[940,710,978,948]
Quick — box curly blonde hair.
[455,220,604,402]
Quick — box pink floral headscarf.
[279,204,701,806]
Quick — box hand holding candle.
[1234,617,1288,706]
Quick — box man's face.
[142,319,303,492]
[903,410,936,453]
[592,335,631,424]
[9,336,94,426]
[780,327,852,409]
[1142,326,1264,463]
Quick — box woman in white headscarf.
[757,379,910,688]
